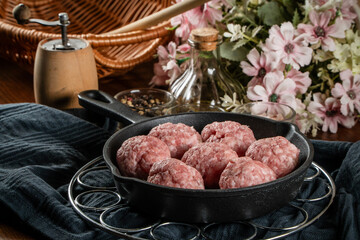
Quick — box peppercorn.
[118,93,166,117]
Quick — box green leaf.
[251,26,262,37]
[258,2,286,26]
[176,57,189,65]
[285,64,292,72]
[292,9,300,27]
[233,39,248,50]
[282,0,295,16]
[220,42,248,62]
[165,25,178,31]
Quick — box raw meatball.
[147,158,204,189]
[245,136,300,177]
[116,135,171,180]
[181,142,238,188]
[201,121,256,156]
[219,157,277,189]
[148,122,202,159]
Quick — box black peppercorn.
[118,94,166,117]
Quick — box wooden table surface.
[0,56,359,239]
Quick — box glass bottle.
[169,27,242,109]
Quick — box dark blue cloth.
[288,140,360,240]
[0,103,359,240]
[0,103,114,239]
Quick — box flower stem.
[242,34,259,44]
[308,83,322,91]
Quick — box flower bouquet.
[151,0,360,136]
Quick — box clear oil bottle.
[169,27,241,109]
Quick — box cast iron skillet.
[78,90,314,223]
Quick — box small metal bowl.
[114,88,175,117]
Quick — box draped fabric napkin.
[0,103,114,239]
[0,103,359,240]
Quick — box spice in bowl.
[115,88,175,117]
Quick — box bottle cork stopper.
[191,27,219,42]
[190,27,219,51]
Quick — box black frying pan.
[78,90,314,223]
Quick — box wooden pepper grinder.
[13,4,98,109]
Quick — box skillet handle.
[78,90,148,125]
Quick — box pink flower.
[164,60,182,83]
[167,41,178,60]
[177,43,191,53]
[308,93,356,133]
[152,41,182,86]
[247,102,296,122]
[286,69,312,94]
[312,0,334,7]
[247,71,297,109]
[294,98,307,131]
[186,1,222,28]
[240,48,283,87]
[262,22,313,70]
[150,63,169,86]
[306,0,340,11]
[219,0,232,9]
[331,69,360,116]
[340,0,358,29]
[174,43,191,73]
[297,11,348,51]
[171,14,193,40]
[157,45,169,64]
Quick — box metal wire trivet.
[68,156,335,240]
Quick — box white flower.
[294,95,323,137]
[327,31,360,74]
[333,42,351,62]
[328,59,352,73]
[345,29,357,42]
[223,24,247,42]
[221,93,241,110]
[248,0,265,5]
[351,57,360,75]
[313,49,334,63]
[303,0,342,14]
[222,0,235,8]
[350,32,360,56]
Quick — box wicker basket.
[0,0,173,78]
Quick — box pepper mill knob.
[12,3,31,24]
[12,3,72,50]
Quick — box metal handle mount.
[13,3,72,50]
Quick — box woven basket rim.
[0,0,174,78]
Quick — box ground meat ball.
[245,136,300,177]
[201,121,256,156]
[219,157,277,189]
[181,142,238,188]
[116,135,171,180]
[148,122,202,159]
[147,158,205,189]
